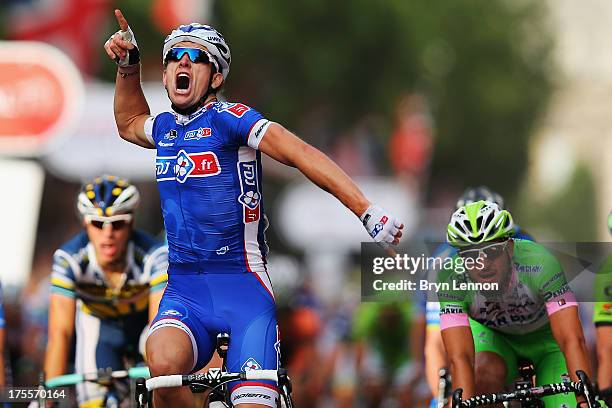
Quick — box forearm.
[596,327,612,388]
[292,142,369,217]
[449,354,475,399]
[559,335,592,381]
[44,333,71,379]
[113,66,151,145]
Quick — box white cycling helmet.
[163,23,231,80]
[447,200,514,248]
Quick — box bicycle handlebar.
[452,370,601,408]
[45,366,151,388]
[144,369,280,392]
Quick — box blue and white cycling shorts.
[149,268,280,407]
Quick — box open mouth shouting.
[176,72,191,94]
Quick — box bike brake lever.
[452,388,464,408]
[576,371,602,408]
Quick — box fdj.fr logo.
[370,215,388,238]
[156,150,221,183]
[174,151,194,182]
[241,357,261,372]
[184,127,212,141]
[238,161,260,223]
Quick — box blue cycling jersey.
[150,101,272,277]
[147,102,280,406]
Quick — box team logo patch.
[218,102,251,118]
[241,357,262,372]
[156,150,221,183]
[237,161,261,223]
[370,215,388,238]
[161,309,182,317]
[184,127,212,141]
[174,151,195,182]
[164,129,178,140]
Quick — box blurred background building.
[0,0,610,405]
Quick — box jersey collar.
[174,101,217,125]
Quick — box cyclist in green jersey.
[438,201,591,407]
[594,211,612,391]
[352,301,420,406]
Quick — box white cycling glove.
[360,204,403,247]
[107,26,140,67]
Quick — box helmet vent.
[484,212,495,228]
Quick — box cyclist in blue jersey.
[423,187,533,405]
[45,175,168,407]
[104,10,404,408]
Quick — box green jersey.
[352,302,413,372]
[594,254,612,326]
[438,239,577,335]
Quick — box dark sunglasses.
[85,215,132,231]
[165,47,218,68]
[90,220,128,230]
[459,240,509,261]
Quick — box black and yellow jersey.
[51,230,168,318]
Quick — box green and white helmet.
[447,200,514,248]
[608,209,612,235]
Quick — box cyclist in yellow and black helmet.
[45,175,168,407]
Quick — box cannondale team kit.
[146,100,280,406]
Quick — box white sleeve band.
[144,116,155,146]
[247,119,273,150]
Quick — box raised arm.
[258,123,369,217]
[258,123,403,247]
[103,9,154,148]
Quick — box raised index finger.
[114,9,129,31]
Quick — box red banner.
[0,42,84,156]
